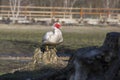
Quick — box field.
[0,24,120,78]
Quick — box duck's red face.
[54,23,61,29]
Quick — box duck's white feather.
[42,27,63,45]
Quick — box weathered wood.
[33,48,58,65]
[103,32,120,51]
[104,58,120,80]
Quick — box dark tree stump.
[103,32,120,52]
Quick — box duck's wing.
[42,29,63,45]
[42,31,54,43]
[56,31,63,43]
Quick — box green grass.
[0,27,43,42]
[0,72,4,76]
[62,32,105,49]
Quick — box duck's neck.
[54,27,62,35]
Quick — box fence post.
[80,8,83,19]
[51,7,55,18]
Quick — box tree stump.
[33,48,58,65]
[103,32,120,52]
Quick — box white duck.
[42,22,63,51]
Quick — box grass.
[0,24,120,54]
[61,26,120,49]
[0,24,120,77]
[62,32,104,49]
[0,59,28,76]
[0,24,119,50]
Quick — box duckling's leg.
[53,46,57,52]
[54,48,57,52]
[46,45,49,51]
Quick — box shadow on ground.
[0,66,61,80]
